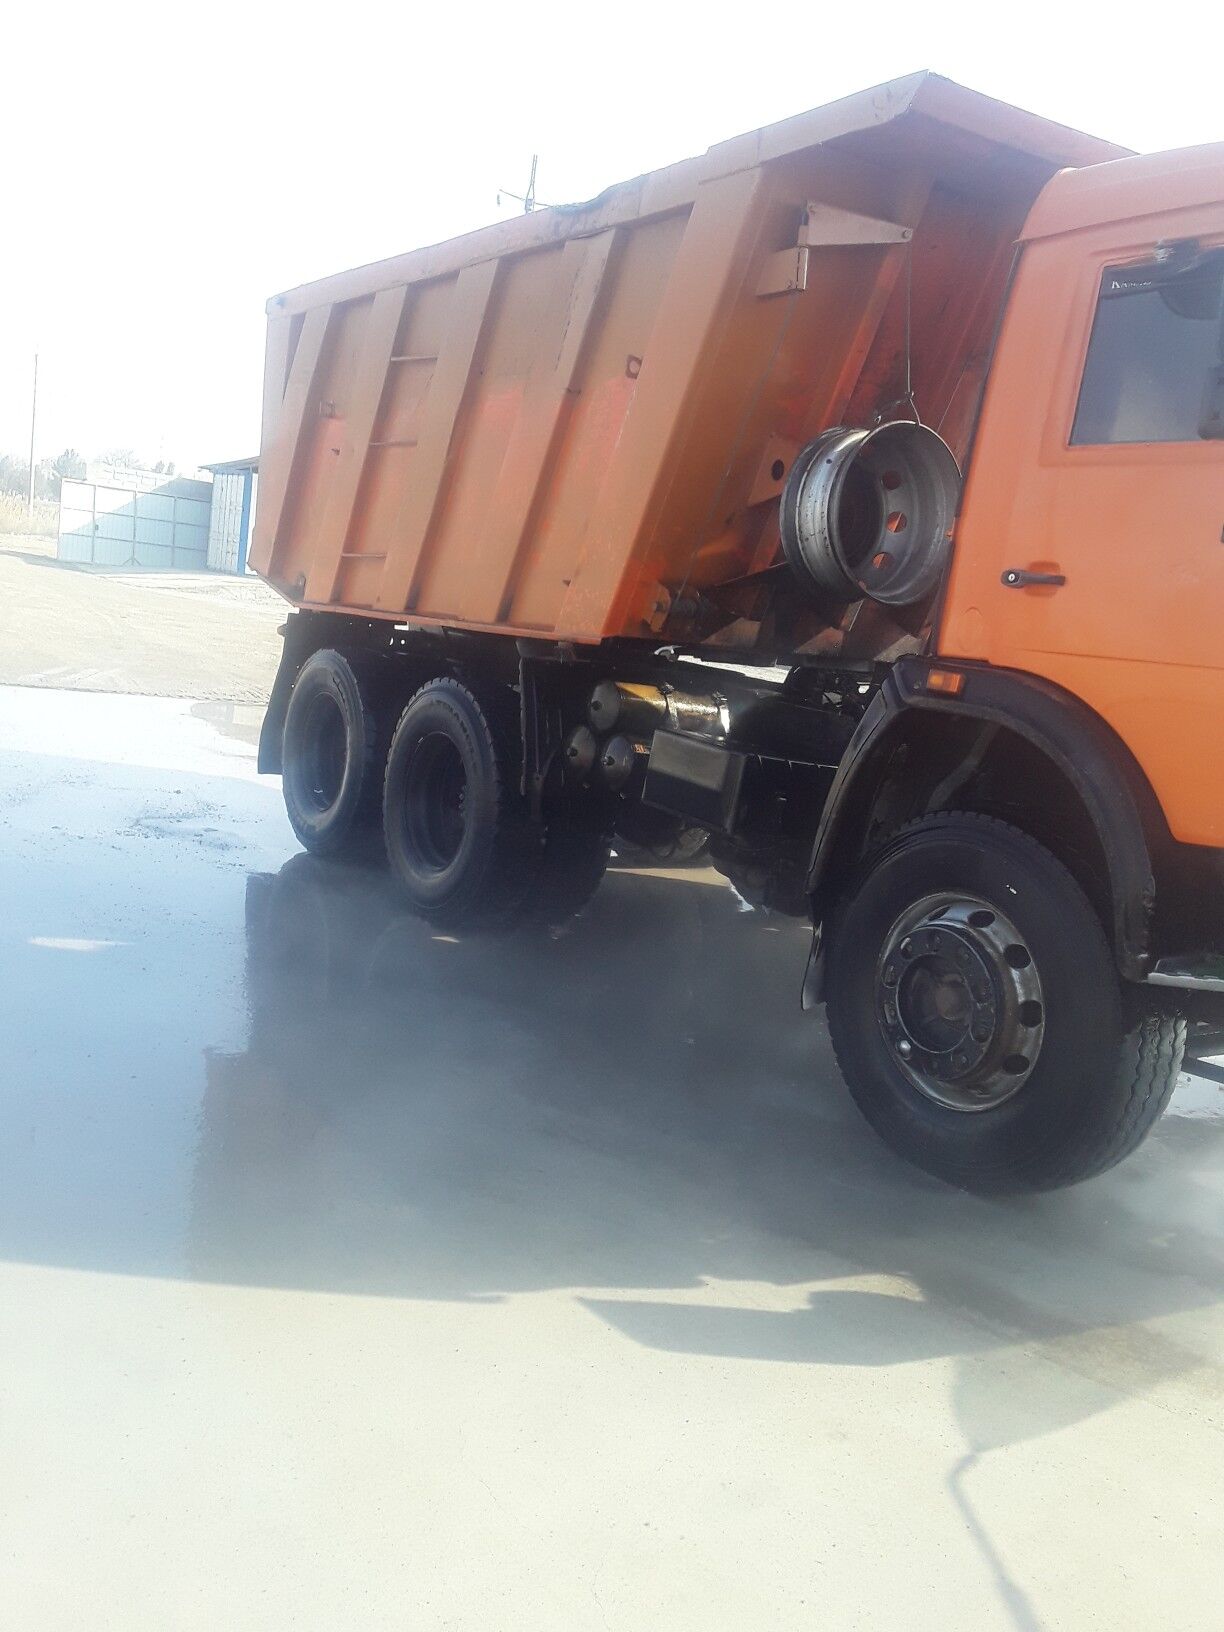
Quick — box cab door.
[941,203,1224,847]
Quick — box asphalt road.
[1,684,1221,1631]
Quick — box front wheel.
[826,812,1185,1192]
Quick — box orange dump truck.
[253,72,1224,1191]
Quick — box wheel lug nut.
[897,1039,912,1056]
[900,939,913,958]
[883,964,898,985]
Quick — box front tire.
[826,812,1184,1192]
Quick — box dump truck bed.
[251,72,1124,651]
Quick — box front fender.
[806,658,1161,981]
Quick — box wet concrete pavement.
[1,685,1221,1630]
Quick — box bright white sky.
[2,0,1218,472]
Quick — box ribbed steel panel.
[206,471,246,572]
[251,72,1125,658]
[56,472,214,569]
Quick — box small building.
[203,456,259,574]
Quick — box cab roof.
[1022,143,1224,239]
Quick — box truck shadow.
[194,855,1223,1414]
[190,851,1224,1632]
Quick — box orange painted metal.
[251,72,1123,646]
[940,145,1224,847]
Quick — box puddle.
[1171,1066,1224,1121]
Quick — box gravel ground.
[0,533,286,703]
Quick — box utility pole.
[26,352,38,517]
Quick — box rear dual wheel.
[827,813,1185,1192]
[283,661,608,928]
[382,677,608,930]
[281,649,384,860]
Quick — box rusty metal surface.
[251,73,1127,650]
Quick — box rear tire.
[528,825,610,928]
[826,812,1185,1192]
[382,677,536,927]
[281,649,382,860]
[383,675,614,931]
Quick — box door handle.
[1001,568,1066,589]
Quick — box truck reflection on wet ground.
[198,855,1223,1386]
[195,854,1221,1631]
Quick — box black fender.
[257,612,323,774]
[257,612,506,776]
[805,657,1161,988]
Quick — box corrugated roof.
[203,456,259,474]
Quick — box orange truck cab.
[944,143,1224,853]
[254,75,1223,1193]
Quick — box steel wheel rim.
[875,892,1045,1111]
[403,733,468,873]
[301,691,347,813]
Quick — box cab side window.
[1071,248,1224,445]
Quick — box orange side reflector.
[925,668,965,696]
